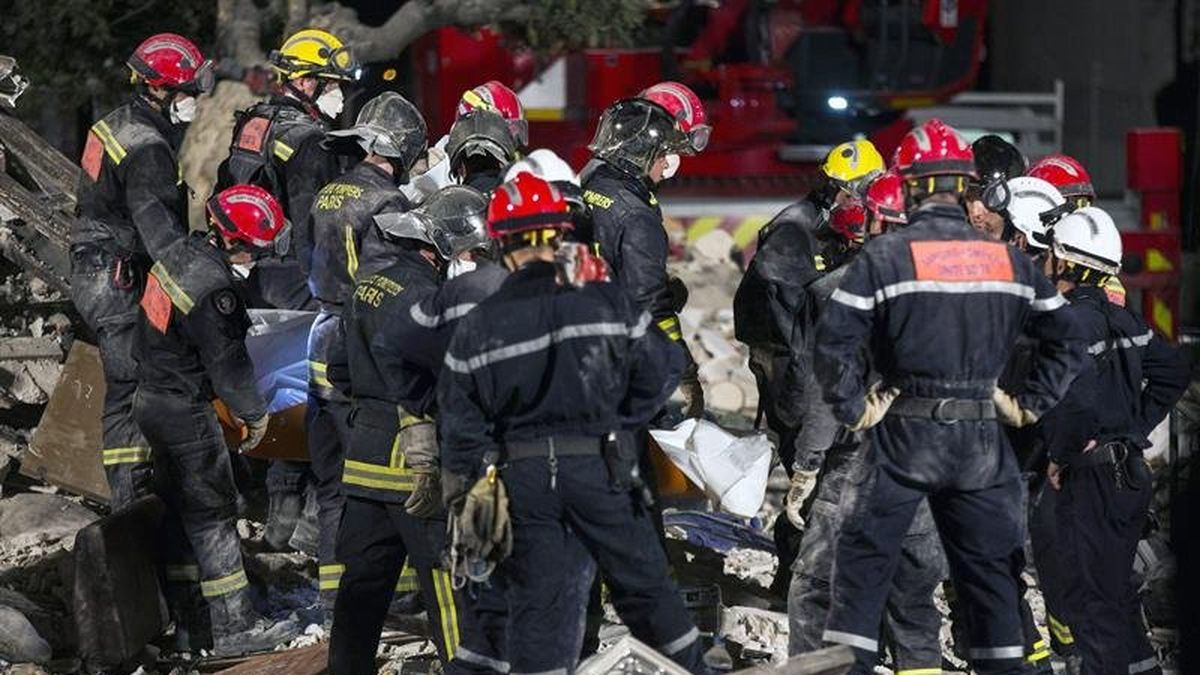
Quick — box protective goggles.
[128,55,215,95]
[685,123,712,154]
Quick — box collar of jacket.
[1066,284,1107,307]
[593,159,657,205]
[907,201,968,226]
[355,160,398,188]
[130,95,180,146]
[503,260,558,290]
[270,93,324,124]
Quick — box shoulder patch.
[213,289,239,315]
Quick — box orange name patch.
[236,116,270,153]
[910,241,1014,282]
[81,131,104,181]
[140,273,173,334]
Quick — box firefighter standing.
[327,186,494,674]
[72,34,213,509]
[1038,207,1188,675]
[438,174,706,673]
[733,139,884,596]
[215,27,358,551]
[814,119,1084,675]
[445,109,520,193]
[787,178,945,672]
[302,91,427,607]
[133,185,299,655]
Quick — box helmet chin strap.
[284,79,328,119]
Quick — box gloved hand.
[993,387,1039,428]
[678,362,705,419]
[554,242,610,287]
[406,466,443,518]
[237,413,270,454]
[784,468,820,529]
[848,383,899,432]
[667,276,689,313]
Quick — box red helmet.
[865,170,908,227]
[128,33,213,95]
[639,81,711,154]
[457,80,528,147]
[1028,154,1095,201]
[207,185,289,252]
[894,118,976,180]
[830,200,867,244]
[487,173,573,242]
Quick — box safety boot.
[164,581,213,653]
[288,489,320,556]
[263,491,303,551]
[209,589,301,657]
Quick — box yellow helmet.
[821,139,885,192]
[270,28,359,81]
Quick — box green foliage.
[498,0,647,54]
[0,0,216,111]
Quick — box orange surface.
[213,399,309,461]
[648,435,704,498]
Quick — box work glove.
[442,470,472,514]
[784,468,820,529]
[237,413,270,454]
[398,420,443,518]
[450,466,512,584]
[678,360,705,419]
[554,242,610,287]
[848,382,899,432]
[993,387,1039,428]
[406,467,442,518]
[667,276,689,313]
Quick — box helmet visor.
[182,60,215,95]
[508,118,530,147]
[430,207,488,259]
[686,124,711,154]
[320,46,361,81]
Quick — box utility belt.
[503,432,653,505]
[349,399,428,431]
[1066,440,1149,491]
[888,394,996,424]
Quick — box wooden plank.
[0,172,72,247]
[0,113,80,203]
[212,644,329,675]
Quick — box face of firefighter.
[648,154,671,184]
[834,189,856,208]
[966,197,1005,240]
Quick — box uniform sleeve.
[1035,359,1099,463]
[285,136,342,276]
[813,252,878,425]
[391,289,456,372]
[437,323,498,480]
[1136,332,1190,438]
[620,310,677,429]
[326,309,352,399]
[189,290,267,420]
[1015,273,1087,417]
[123,143,188,262]
[618,202,686,343]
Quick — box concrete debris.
[0,358,62,406]
[692,229,736,265]
[0,337,61,361]
[0,603,52,664]
[0,493,97,545]
[724,548,778,589]
[720,605,789,665]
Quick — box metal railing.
[909,79,1065,159]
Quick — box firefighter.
[301,91,427,607]
[326,185,494,674]
[787,193,945,672]
[583,81,711,420]
[733,138,884,596]
[1039,207,1188,675]
[446,110,520,192]
[814,118,1084,675]
[72,33,213,509]
[215,27,358,552]
[133,185,298,655]
[438,173,706,673]
[965,134,1026,240]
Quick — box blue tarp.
[245,310,317,414]
[663,510,775,554]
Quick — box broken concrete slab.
[693,229,736,265]
[0,493,98,543]
[577,635,691,674]
[0,337,60,361]
[0,604,52,664]
[74,495,168,668]
[732,645,854,675]
[23,342,110,503]
[1,359,61,406]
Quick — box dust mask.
[316,86,344,119]
[169,95,197,125]
[662,153,681,180]
[231,262,254,279]
[447,257,476,279]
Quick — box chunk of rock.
[0,494,99,543]
[693,229,735,264]
[0,605,52,664]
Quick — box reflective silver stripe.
[1129,656,1159,674]
[970,645,1026,660]
[831,288,876,310]
[658,626,700,655]
[1088,330,1154,356]
[629,311,652,339]
[877,279,1035,302]
[410,301,478,328]
[455,647,510,673]
[1031,293,1068,312]
[444,321,637,375]
[823,629,878,652]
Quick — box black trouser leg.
[308,395,350,608]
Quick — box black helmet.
[374,186,489,260]
[971,135,1027,187]
[0,56,28,109]
[327,91,428,172]
[588,98,686,177]
[446,110,519,179]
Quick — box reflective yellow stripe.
[656,316,682,342]
[344,225,359,281]
[92,121,127,165]
[150,263,195,314]
[200,569,248,598]
[432,569,460,659]
[394,563,419,593]
[896,669,941,675]
[1027,649,1051,663]
[319,563,345,591]
[814,254,827,272]
[1048,614,1075,645]
[102,446,152,466]
[273,140,295,162]
[343,460,415,492]
[389,432,405,470]
[165,564,201,582]
[1032,640,1047,650]
[309,360,332,388]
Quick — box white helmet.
[1004,176,1065,250]
[1051,206,1122,276]
[504,148,579,186]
